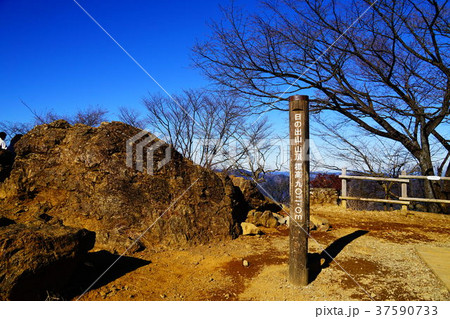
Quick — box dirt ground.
[77,205,450,301]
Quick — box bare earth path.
[78,205,450,301]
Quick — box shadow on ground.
[308,230,369,283]
[60,250,150,300]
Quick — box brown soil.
[76,205,450,301]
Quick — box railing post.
[288,95,309,286]
[341,167,347,209]
[401,170,408,211]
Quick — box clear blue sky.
[0,0,259,123]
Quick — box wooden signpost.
[288,95,310,286]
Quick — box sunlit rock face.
[0,120,247,253]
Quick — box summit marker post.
[288,95,310,286]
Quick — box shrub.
[310,173,341,191]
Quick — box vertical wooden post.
[341,167,347,209]
[289,95,309,286]
[401,170,408,211]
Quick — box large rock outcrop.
[229,175,282,212]
[0,222,95,300]
[0,121,246,253]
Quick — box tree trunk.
[444,165,450,214]
[418,152,444,213]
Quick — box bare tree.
[0,122,32,142]
[21,99,108,127]
[118,106,146,129]
[72,106,108,126]
[142,89,279,179]
[36,107,108,127]
[445,165,450,206]
[5,101,108,142]
[313,116,422,209]
[194,0,450,210]
[226,117,282,182]
[35,111,67,125]
[143,89,246,169]
[313,116,418,176]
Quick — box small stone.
[242,259,249,267]
[320,258,326,266]
[160,294,167,299]
[310,215,330,231]
[273,213,287,225]
[241,222,261,235]
[209,277,214,282]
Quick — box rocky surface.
[240,222,262,236]
[0,120,247,253]
[310,215,331,231]
[0,222,95,300]
[78,205,450,301]
[310,188,338,205]
[229,175,282,212]
[272,212,288,225]
[245,210,279,228]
